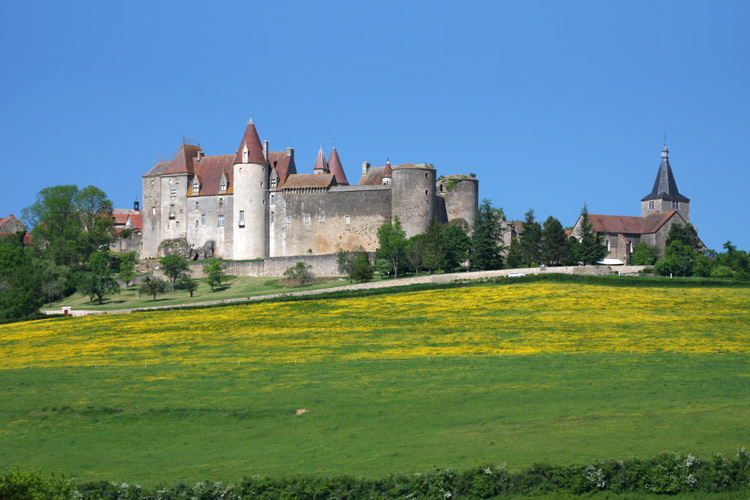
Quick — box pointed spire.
[641,142,689,203]
[327,145,349,185]
[384,158,392,178]
[234,120,265,165]
[313,146,329,174]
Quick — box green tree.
[519,208,542,266]
[422,217,445,273]
[505,237,524,269]
[202,258,227,292]
[22,185,115,268]
[77,252,120,305]
[118,259,135,288]
[284,261,315,287]
[337,249,357,282]
[375,258,393,278]
[405,234,426,275]
[665,223,702,251]
[0,233,43,320]
[630,242,659,266]
[471,199,504,270]
[654,223,704,277]
[160,254,190,288]
[575,204,607,265]
[442,223,471,272]
[351,256,374,282]
[178,274,199,297]
[541,216,568,266]
[376,216,407,279]
[139,275,168,301]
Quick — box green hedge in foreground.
[3,450,750,499]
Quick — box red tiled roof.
[384,159,392,179]
[112,213,130,225]
[233,121,266,164]
[587,211,680,235]
[268,150,296,188]
[190,154,234,196]
[327,146,349,186]
[312,147,329,173]
[163,144,202,175]
[282,174,336,190]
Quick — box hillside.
[1,281,749,486]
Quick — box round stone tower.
[437,175,479,231]
[391,163,436,237]
[232,120,269,260]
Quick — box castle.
[141,120,478,260]
[571,143,694,264]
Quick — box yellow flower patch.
[1,283,748,370]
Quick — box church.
[572,143,695,264]
[140,120,479,260]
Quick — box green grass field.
[2,280,749,487]
[42,275,350,311]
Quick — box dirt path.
[43,265,645,317]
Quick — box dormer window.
[220,173,228,193]
[192,180,200,194]
[242,143,249,163]
[270,176,277,189]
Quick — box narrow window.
[175,220,180,230]
[345,215,351,225]
[152,207,156,216]
[192,182,199,194]
[218,215,225,227]
[169,205,175,218]
[606,239,611,252]
[170,188,177,197]
[304,214,310,223]
[286,216,291,223]
[239,210,245,227]
[219,198,223,209]
[195,220,199,229]
[201,213,206,226]
[195,201,199,209]
[320,214,325,223]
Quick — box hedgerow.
[4,450,749,499]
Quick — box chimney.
[362,161,370,176]
[263,140,269,161]
[134,200,140,211]
[286,147,294,158]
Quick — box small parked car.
[508,271,526,278]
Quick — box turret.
[391,163,436,237]
[641,143,690,221]
[313,146,329,174]
[327,145,349,185]
[232,119,269,259]
[437,174,479,231]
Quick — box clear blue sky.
[2,1,748,251]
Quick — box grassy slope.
[2,281,749,487]
[41,275,350,311]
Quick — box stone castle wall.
[269,186,392,256]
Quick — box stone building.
[140,120,478,260]
[572,143,694,264]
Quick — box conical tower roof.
[233,119,266,165]
[313,146,329,174]
[327,145,349,185]
[383,159,392,178]
[641,144,690,203]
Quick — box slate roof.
[641,145,690,203]
[359,165,388,186]
[587,211,680,235]
[143,160,170,178]
[327,146,349,185]
[268,150,297,188]
[282,173,336,190]
[233,120,266,164]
